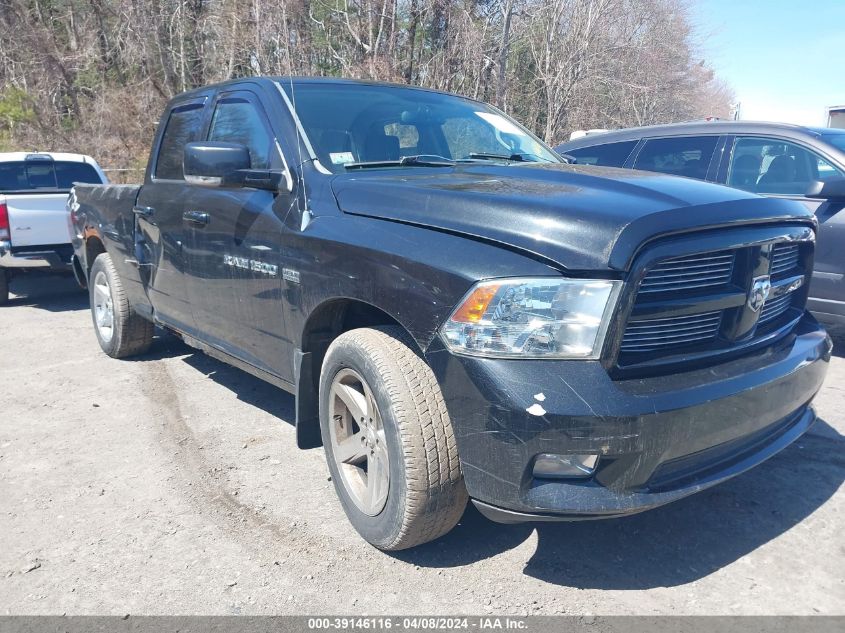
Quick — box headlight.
[440,277,621,359]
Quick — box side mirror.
[805,177,845,201]
[184,142,250,187]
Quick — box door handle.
[133,205,155,218]
[183,211,210,226]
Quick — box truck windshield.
[278,81,560,173]
[0,160,102,192]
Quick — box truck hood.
[330,163,815,271]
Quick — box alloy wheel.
[328,368,390,516]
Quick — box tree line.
[0,0,732,176]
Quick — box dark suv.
[558,122,845,324]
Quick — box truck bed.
[70,183,142,289]
[71,184,141,240]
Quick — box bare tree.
[0,0,733,168]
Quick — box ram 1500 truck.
[70,78,831,550]
[0,152,107,303]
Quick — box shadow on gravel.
[3,273,87,312]
[398,419,844,590]
[134,331,297,426]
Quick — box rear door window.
[728,137,845,195]
[154,102,205,180]
[633,136,719,180]
[0,160,102,191]
[566,140,638,167]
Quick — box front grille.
[770,243,800,277]
[618,237,811,369]
[621,311,722,352]
[638,250,734,294]
[759,290,795,324]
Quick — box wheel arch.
[294,297,425,450]
[84,234,107,276]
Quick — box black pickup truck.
[70,77,831,550]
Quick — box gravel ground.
[1,275,843,616]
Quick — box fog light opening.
[533,453,598,479]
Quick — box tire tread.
[91,253,153,358]
[329,326,467,550]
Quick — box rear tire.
[89,253,153,358]
[319,326,468,550]
[0,270,8,305]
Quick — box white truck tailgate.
[5,193,71,247]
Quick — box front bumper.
[426,312,831,521]
[0,240,72,270]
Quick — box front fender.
[285,214,563,353]
[285,214,563,449]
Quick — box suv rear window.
[566,140,638,167]
[633,136,719,180]
[0,160,103,192]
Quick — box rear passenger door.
[182,89,295,381]
[632,136,721,181]
[135,98,206,333]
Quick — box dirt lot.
[1,275,843,616]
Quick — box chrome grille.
[638,250,734,294]
[619,236,812,368]
[770,243,800,277]
[759,291,794,324]
[620,311,722,352]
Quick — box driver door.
[182,90,294,381]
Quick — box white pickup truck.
[0,152,107,303]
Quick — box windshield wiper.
[465,152,554,163]
[344,154,456,170]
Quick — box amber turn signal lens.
[450,284,500,323]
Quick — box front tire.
[319,326,468,550]
[89,253,153,358]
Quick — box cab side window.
[208,97,272,170]
[728,137,844,195]
[633,136,718,180]
[566,140,638,167]
[154,103,205,180]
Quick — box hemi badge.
[283,268,301,284]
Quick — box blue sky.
[692,0,845,125]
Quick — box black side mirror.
[184,142,250,187]
[805,177,845,201]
